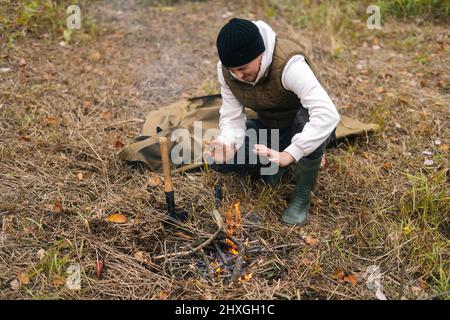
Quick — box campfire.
[152,184,254,285]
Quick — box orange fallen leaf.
[113,140,124,149]
[174,232,192,240]
[383,163,392,170]
[134,251,146,261]
[53,275,65,287]
[417,279,428,289]
[18,135,31,141]
[47,116,57,125]
[344,274,357,286]
[439,143,449,152]
[44,201,62,213]
[19,273,30,285]
[148,174,161,187]
[95,259,104,279]
[54,200,62,214]
[332,267,345,281]
[159,291,169,299]
[105,213,127,223]
[83,101,92,109]
[102,111,112,121]
[304,236,319,246]
[90,51,102,62]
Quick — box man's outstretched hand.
[203,139,236,163]
[253,144,295,167]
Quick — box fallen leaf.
[53,275,65,287]
[10,279,20,291]
[439,143,449,152]
[18,135,31,141]
[148,174,161,187]
[95,259,104,279]
[54,200,62,213]
[134,251,146,261]
[47,116,57,125]
[90,51,102,62]
[44,201,62,213]
[344,274,357,286]
[102,111,112,121]
[37,249,46,260]
[18,58,27,66]
[174,232,193,240]
[332,267,345,281]
[375,87,385,94]
[105,213,127,223]
[159,291,169,299]
[383,163,392,170]
[76,172,84,181]
[417,279,428,289]
[304,236,319,246]
[113,140,124,149]
[44,73,54,82]
[19,273,30,285]
[83,100,92,109]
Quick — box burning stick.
[213,241,229,266]
[152,209,224,260]
[228,239,249,285]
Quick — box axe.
[158,137,188,222]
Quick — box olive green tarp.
[118,94,380,172]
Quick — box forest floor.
[0,0,448,299]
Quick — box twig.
[228,239,248,285]
[77,132,103,162]
[153,209,224,260]
[152,228,221,260]
[103,118,144,129]
[213,241,229,266]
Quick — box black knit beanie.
[216,18,265,68]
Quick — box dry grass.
[0,0,448,300]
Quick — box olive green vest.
[222,38,314,129]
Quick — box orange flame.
[225,201,241,255]
[240,272,253,281]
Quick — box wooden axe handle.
[158,137,173,193]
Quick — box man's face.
[227,54,263,83]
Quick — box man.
[204,18,340,226]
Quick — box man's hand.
[253,144,295,167]
[203,139,236,163]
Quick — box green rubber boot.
[280,156,322,226]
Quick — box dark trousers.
[212,107,336,178]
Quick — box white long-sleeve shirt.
[217,20,340,162]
